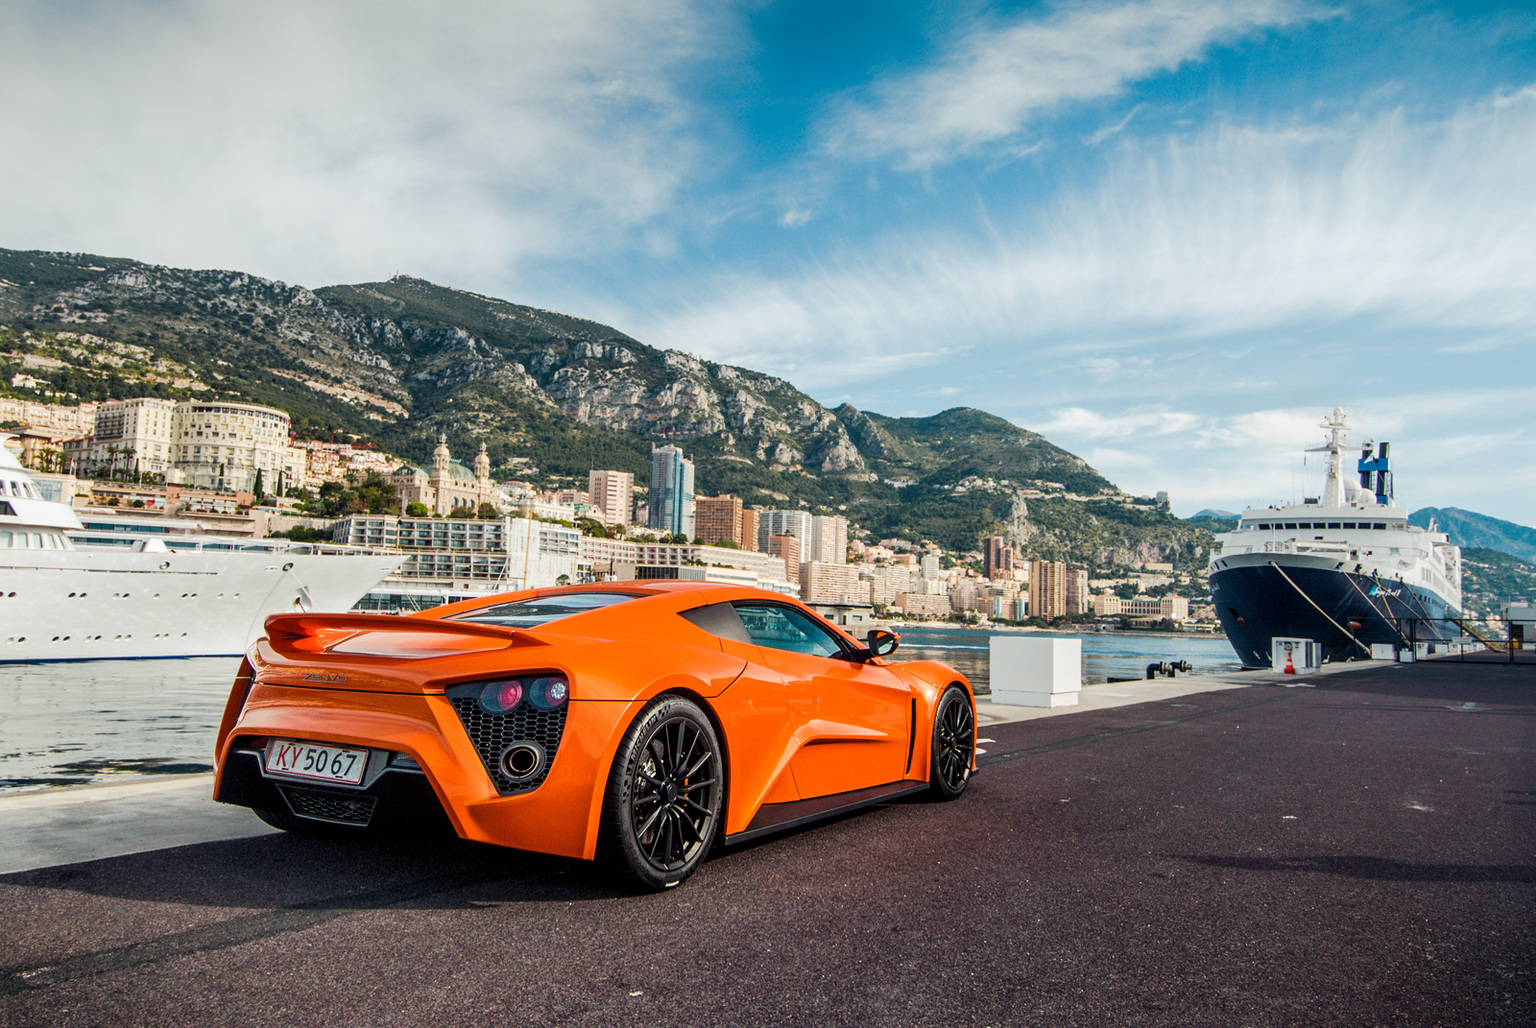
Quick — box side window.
[733,603,846,659]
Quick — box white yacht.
[0,436,403,662]
[1207,408,1462,667]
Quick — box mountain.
[1193,508,1238,521]
[1410,507,1536,564]
[0,246,1212,567]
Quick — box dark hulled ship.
[1208,409,1462,668]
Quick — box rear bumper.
[214,683,640,860]
[217,748,456,836]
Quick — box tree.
[253,469,266,504]
[405,502,429,517]
[448,505,474,519]
[476,502,501,520]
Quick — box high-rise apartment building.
[695,495,744,547]
[983,535,1017,580]
[767,534,800,577]
[809,514,848,565]
[587,470,634,525]
[648,445,695,538]
[1029,560,1068,620]
[738,507,759,552]
[1066,569,1090,615]
[757,509,813,552]
[920,553,941,580]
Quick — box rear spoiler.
[263,612,527,660]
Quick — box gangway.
[1445,615,1506,653]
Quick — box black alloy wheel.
[929,684,974,800]
[600,695,723,890]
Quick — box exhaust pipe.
[499,741,547,781]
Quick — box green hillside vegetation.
[1459,547,1536,621]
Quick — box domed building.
[391,435,503,516]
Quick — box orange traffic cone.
[1283,651,1296,674]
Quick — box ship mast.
[1305,407,1350,508]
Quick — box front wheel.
[598,695,724,890]
[929,685,974,800]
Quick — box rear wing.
[263,612,531,661]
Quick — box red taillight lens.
[478,680,524,715]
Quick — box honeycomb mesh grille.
[447,686,568,795]
[282,786,376,826]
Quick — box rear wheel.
[599,695,723,890]
[929,685,974,800]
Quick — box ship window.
[0,531,10,547]
[1373,523,1386,530]
[1283,523,1297,530]
[1259,523,1271,530]
[1342,522,1356,529]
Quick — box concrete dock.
[1,656,1531,1026]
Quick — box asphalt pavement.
[2,658,1531,1027]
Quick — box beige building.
[739,507,759,553]
[392,436,503,516]
[695,495,745,547]
[800,561,869,604]
[171,401,305,494]
[587,470,634,525]
[895,592,953,618]
[808,514,848,565]
[767,534,800,578]
[1029,560,1068,620]
[1066,568,1090,615]
[73,398,178,476]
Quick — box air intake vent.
[446,681,568,795]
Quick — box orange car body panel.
[213,581,973,861]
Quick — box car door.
[732,602,912,799]
[677,602,802,828]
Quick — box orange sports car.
[213,581,976,888]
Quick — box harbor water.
[0,632,1242,792]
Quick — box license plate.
[263,739,368,785]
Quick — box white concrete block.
[989,636,1081,707]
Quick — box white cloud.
[639,88,1536,390]
[0,0,709,287]
[825,0,1311,166]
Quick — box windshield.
[447,592,642,628]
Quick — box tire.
[598,695,724,890]
[929,684,974,800]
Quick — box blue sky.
[1,1,1532,523]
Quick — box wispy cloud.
[0,0,711,288]
[824,0,1312,167]
[640,88,1536,388]
[1037,389,1536,526]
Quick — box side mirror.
[865,629,900,659]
